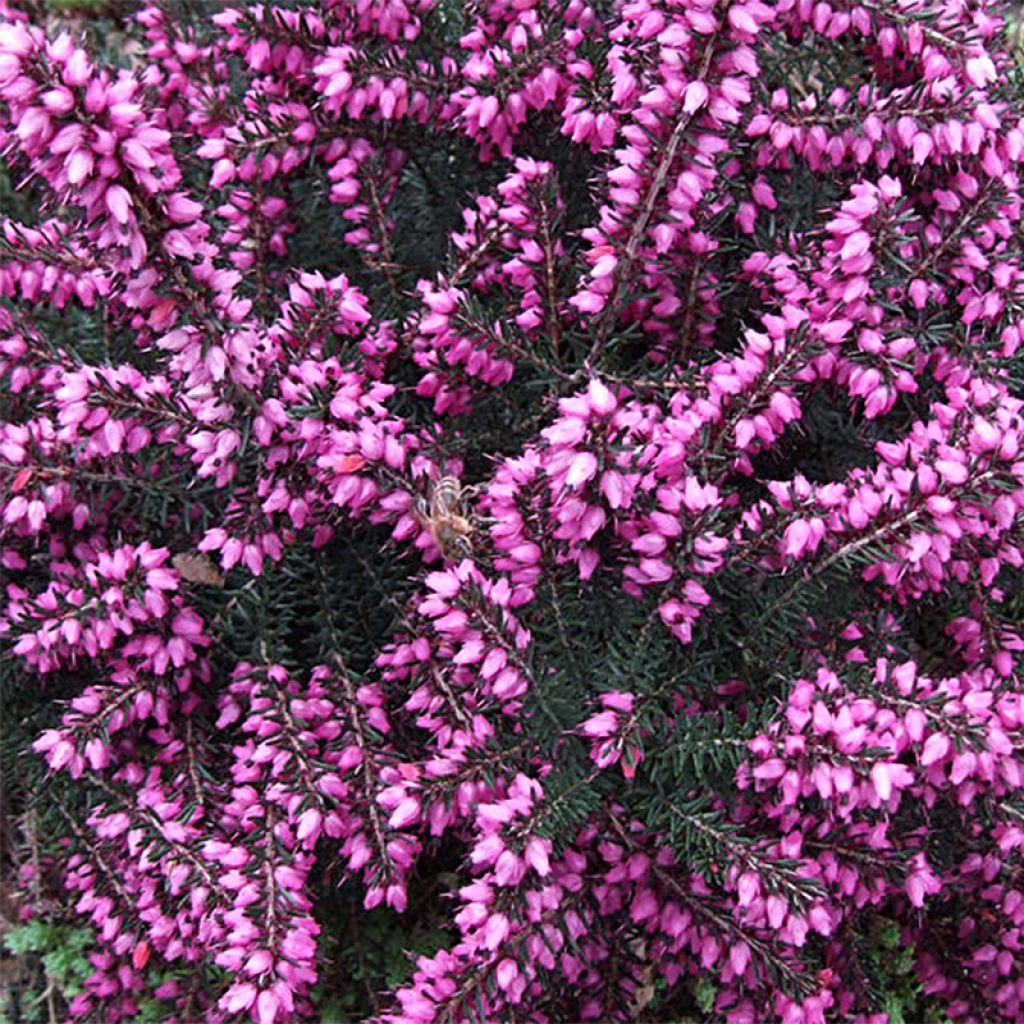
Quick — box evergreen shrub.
[2,0,1024,1021]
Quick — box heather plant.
[1,0,1024,1022]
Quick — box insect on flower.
[416,475,477,562]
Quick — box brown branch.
[606,811,817,996]
[588,20,725,364]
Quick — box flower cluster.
[2,0,1024,1022]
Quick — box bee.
[172,551,225,587]
[417,475,476,562]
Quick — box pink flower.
[494,850,525,886]
[255,989,279,1024]
[482,912,510,950]
[580,711,618,738]
[496,958,519,990]
[220,982,257,1014]
[682,81,709,115]
[920,733,950,767]
[564,451,598,488]
[388,797,421,830]
[870,762,913,802]
[782,520,812,558]
[524,837,551,877]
